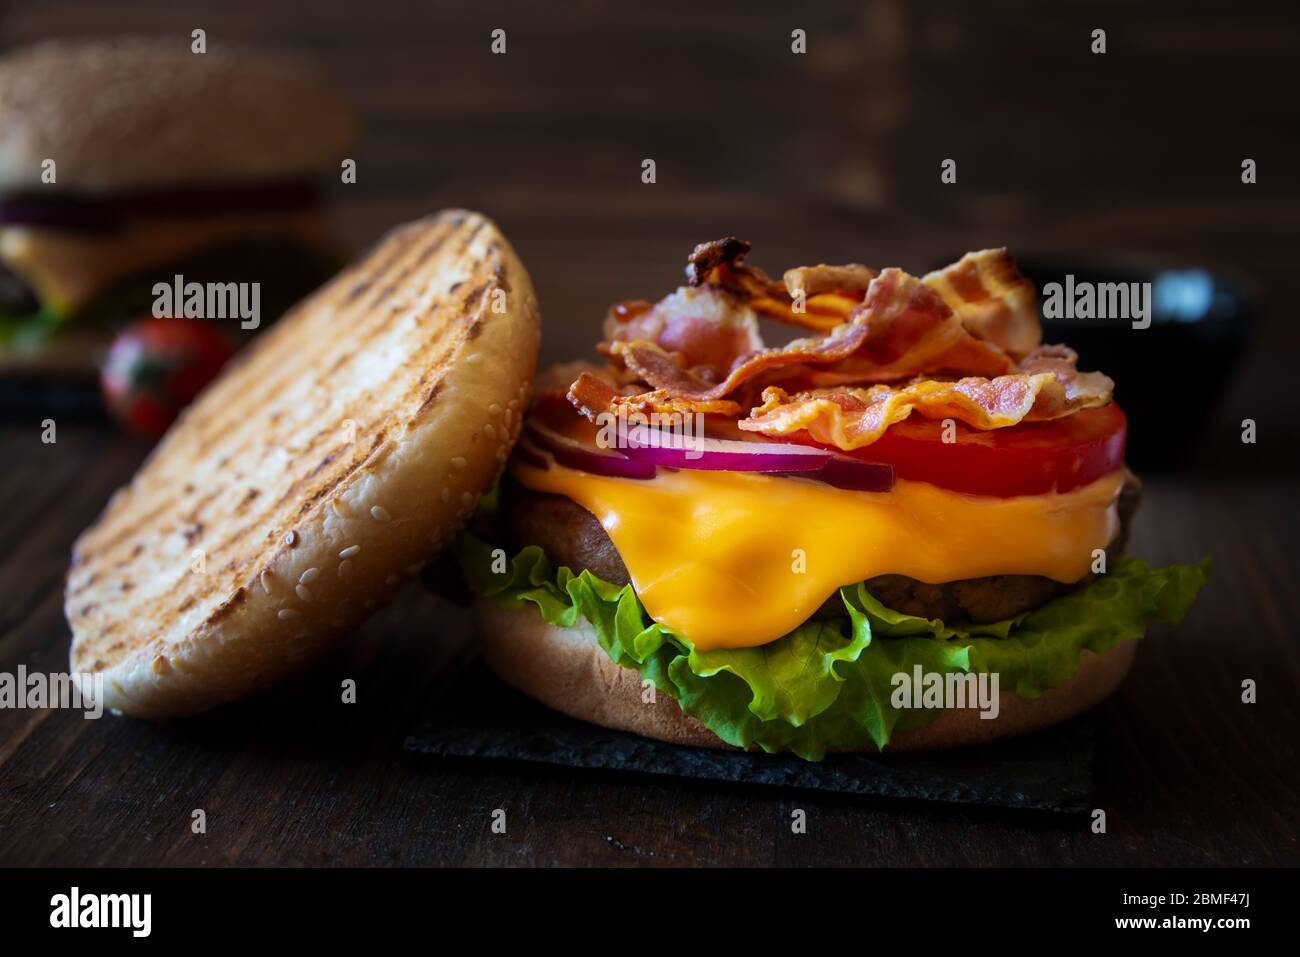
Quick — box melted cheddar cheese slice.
[510,459,1124,651]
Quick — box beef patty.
[500,472,1141,625]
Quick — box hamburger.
[0,38,354,385]
[462,239,1208,757]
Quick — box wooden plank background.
[0,0,1297,865]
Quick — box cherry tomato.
[837,403,1128,496]
[101,317,232,439]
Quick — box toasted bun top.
[0,38,355,192]
[67,210,540,717]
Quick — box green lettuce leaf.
[460,534,1209,760]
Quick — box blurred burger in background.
[0,37,355,410]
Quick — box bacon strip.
[566,371,624,420]
[1018,344,1116,405]
[610,268,1016,401]
[738,346,1112,450]
[921,248,1041,358]
[684,239,1044,351]
[555,242,1110,448]
[784,263,877,297]
[567,371,741,422]
[599,286,763,382]
[686,238,859,332]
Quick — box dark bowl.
[931,253,1257,469]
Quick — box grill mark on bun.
[456,217,489,257]
[234,488,261,513]
[66,211,540,715]
[73,480,224,578]
[178,226,445,461]
[354,222,454,316]
[416,382,444,417]
[71,495,175,568]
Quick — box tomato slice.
[837,403,1127,496]
[531,386,1126,497]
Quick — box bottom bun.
[475,599,1137,752]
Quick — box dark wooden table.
[2,0,1299,866]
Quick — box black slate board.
[404,664,1096,815]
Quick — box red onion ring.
[518,422,893,492]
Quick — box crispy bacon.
[599,286,763,382]
[738,346,1113,449]
[1019,344,1116,407]
[686,237,853,332]
[566,371,741,422]
[685,237,753,284]
[553,241,1110,448]
[783,263,876,296]
[566,371,625,420]
[609,268,1016,402]
[617,392,743,417]
[611,318,869,401]
[921,248,1041,358]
